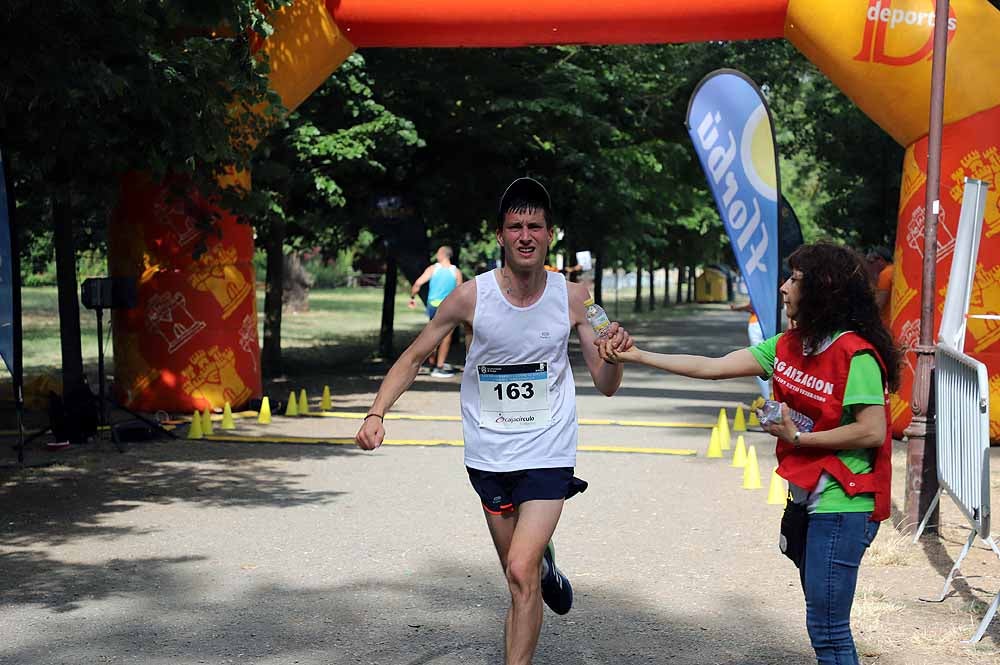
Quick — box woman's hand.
[598,338,641,364]
[760,402,798,443]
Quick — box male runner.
[409,245,463,377]
[355,177,632,665]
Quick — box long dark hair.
[787,242,901,392]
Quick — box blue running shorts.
[466,467,588,515]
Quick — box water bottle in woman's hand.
[758,400,814,432]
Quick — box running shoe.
[541,540,573,615]
[430,366,455,378]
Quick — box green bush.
[251,248,359,289]
[77,250,107,279]
[305,249,357,288]
[253,248,267,282]
[20,250,108,286]
[22,263,56,287]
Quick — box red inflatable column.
[109,173,262,412]
[889,104,1000,440]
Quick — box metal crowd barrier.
[915,339,999,643]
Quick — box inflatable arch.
[111,0,1000,440]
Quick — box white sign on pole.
[938,178,989,351]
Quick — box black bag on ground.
[779,499,809,568]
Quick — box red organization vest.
[772,331,892,522]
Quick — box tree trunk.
[648,256,655,312]
[663,263,672,307]
[633,261,643,313]
[675,265,684,304]
[282,252,313,313]
[380,253,398,359]
[593,251,603,305]
[262,218,286,379]
[613,266,621,320]
[686,264,695,303]
[53,194,84,391]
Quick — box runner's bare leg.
[484,499,564,665]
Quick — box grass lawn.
[19,286,430,377]
[18,282,705,379]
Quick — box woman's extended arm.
[600,342,764,380]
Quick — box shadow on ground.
[0,440,351,547]
[0,556,813,665]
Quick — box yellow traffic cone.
[767,469,786,505]
[717,408,731,450]
[748,409,760,428]
[730,435,747,468]
[706,426,723,458]
[733,406,747,432]
[258,396,272,424]
[188,410,203,440]
[743,445,762,489]
[202,408,214,436]
[321,385,331,411]
[285,391,298,417]
[221,402,235,430]
[298,389,310,415]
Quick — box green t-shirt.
[748,332,885,513]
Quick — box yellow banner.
[785,0,1000,146]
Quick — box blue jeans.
[799,512,880,665]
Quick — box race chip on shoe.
[477,362,550,430]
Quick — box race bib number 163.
[478,362,550,431]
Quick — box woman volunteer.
[598,242,900,665]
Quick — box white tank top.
[460,270,578,471]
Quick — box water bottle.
[584,297,611,338]
[759,399,814,432]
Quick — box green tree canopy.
[2,0,289,253]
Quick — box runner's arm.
[357,281,474,450]
[600,344,763,380]
[410,266,434,297]
[569,283,631,396]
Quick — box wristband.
[793,431,802,447]
[365,413,383,422]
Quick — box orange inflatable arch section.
[327,0,788,47]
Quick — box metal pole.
[903,0,950,535]
[96,308,107,430]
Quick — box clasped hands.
[595,322,637,363]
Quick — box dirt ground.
[2,305,999,665]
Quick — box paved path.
[2,305,999,664]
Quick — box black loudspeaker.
[81,277,137,311]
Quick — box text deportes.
[866,1,957,31]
